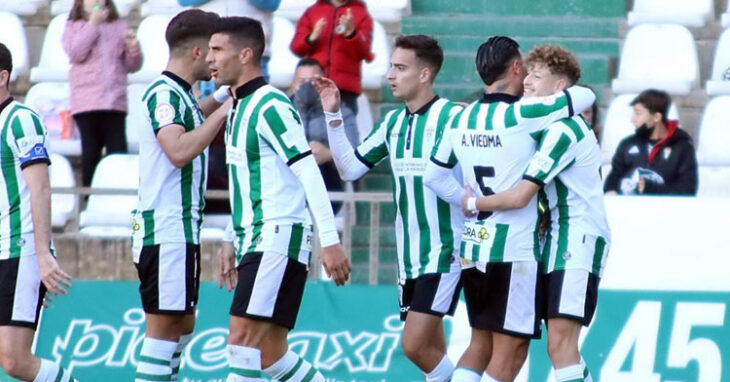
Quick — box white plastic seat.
[52,0,138,16]
[0,12,29,83]
[140,0,181,17]
[612,24,698,95]
[275,0,315,20]
[0,0,45,16]
[706,29,730,96]
[23,82,82,156]
[601,93,679,164]
[627,0,713,27]
[697,166,730,197]
[50,153,76,228]
[128,14,173,84]
[125,83,148,154]
[30,14,71,83]
[79,154,139,236]
[365,0,409,23]
[361,20,389,90]
[696,96,730,166]
[356,94,373,142]
[269,16,299,88]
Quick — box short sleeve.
[146,88,187,134]
[8,109,50,169]
[503,86,595,136]
[523,120,578,186]
[353,109,393,168]
[430,110,461,169]
[259,99,312,165]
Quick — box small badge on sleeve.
[154,103,176,126]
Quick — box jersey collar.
[406,95,440,116]
[234,76,268,100]
[480,92,519,104]
[0,96,12,114]
[162,71,192,92]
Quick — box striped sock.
[424,355,454,382]
[33,359,73,382]
[554,363,584,382]
[263,350,324,382]
[227,345,265,381]
[135,337,177,382]
[581,357,593,382]
[450,367,481,382]
[171,333,192,381]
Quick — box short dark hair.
[475,36,521,86]
[631,89,671,122]
[0,43,12,86]
[296,58,323,71]
[394,35,444,81]
[166,9,221,52]
[213,17,265,64]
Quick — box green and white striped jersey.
[133,72,207,248]
[0,98,52,259]
[355,97,463,281]
[226,78,317,266]
[432,90,592,264]
[523,116,611,276]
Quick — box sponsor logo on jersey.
[463,224,489,244]
[628,145,639,155]
[462,133,503,148]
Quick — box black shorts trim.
[543,270,600,326]
[0,257,46,330]
[135,243,201,315]
[398,272,462,321]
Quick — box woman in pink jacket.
[63,0,142,186]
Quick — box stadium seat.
[361,20,389,90]
[696,96,730,166]
[79,154,138,237]
[601,93,679,164]
[0,12,29,83]
[627,0,713,27]
[52,0,138,16]
[721,2,730,29]
[30,14,72,83]
[697,166,730,197]
[269,16,299,88]
[0,0,45,16]
[365,0,409,23]
[23,82,82,156]
[611,24,698,95]
[50,153,77,228]
[356,94,373,141]
[128,14,173,84]
[706,29,730,96]
[126,83,148,154]
[140,0,181,17]
[275,0,315,20]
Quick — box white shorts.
[0,255,45,329]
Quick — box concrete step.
[410,0,626,18]
[438,36,620,57]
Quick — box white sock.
[227,345,265,381]
[581,357,593,382]
[171,333,193,381]
[34,359,73,382]
[424,355,454,382]
[264,350,324,382]
[450,367,481,382]
[482,371,500,382]
[554,363,584,381]
[135,337,177,382]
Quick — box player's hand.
[461,185,477,218]
[37,252,72,305]
[638,177,646,194]
[309,141,332,165]
[312,76,341,113]
[89,4,109,25]
[310,18,327,42]
[321,244,351,286]
[124,29,139,50]
[218,241,238,292]
[338,9,355,36]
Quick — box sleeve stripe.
[430,156,455,169]
[563,89,574,117]
[286,150,312,166]
[19,157,51,170]
[523,175,545,187]
[354,149,375,168]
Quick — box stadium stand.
[125,83,147,153]
[0,0,46,16]
[268,16,298,88]
[51,0,139,17]
[0,11,29,83]
[627,0,714,27]
[275,0,314,20]
[50,153,77,229]
[24,81,82,156]
[696,94,730,196]
[30,13,71,83]
[706,28,730,96]
[722,1,730,29]
[140,0,181,17]
[78,154,139,237]
[361,20,389,90]
[612,24,698,95]
[128,14,173,84]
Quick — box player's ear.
[190,45,201,60]
[0,70,8,89]
[239,47,252,65]
[419,66,431,84]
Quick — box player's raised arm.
[504,85,595,134]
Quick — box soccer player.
[132,9,231,382]
[424,36,595,382]
[459,45,610,382]
[313,35,463,382]
[0,43,75,382]
[207,17,351,382]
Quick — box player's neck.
[485,79,520,97]
[404,87,435,114]
[231,68,264,99]
[165,60,196,88]
[0,89,10,105]
[650,122,668,140]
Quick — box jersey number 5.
[473,166,495,220]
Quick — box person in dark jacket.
[604,89,698,195]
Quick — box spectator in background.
[604,89,698,195]
[63,0,142,186]
[291,0,374,144]
[289,58,346,213]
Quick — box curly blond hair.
[525,45,581,85]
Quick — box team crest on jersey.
[531,151,555,174]
[424,126,436,141]
[628,145,639,155]
[154,103,175,125]
[664,147,672,160]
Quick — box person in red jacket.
[291,0,373,144]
